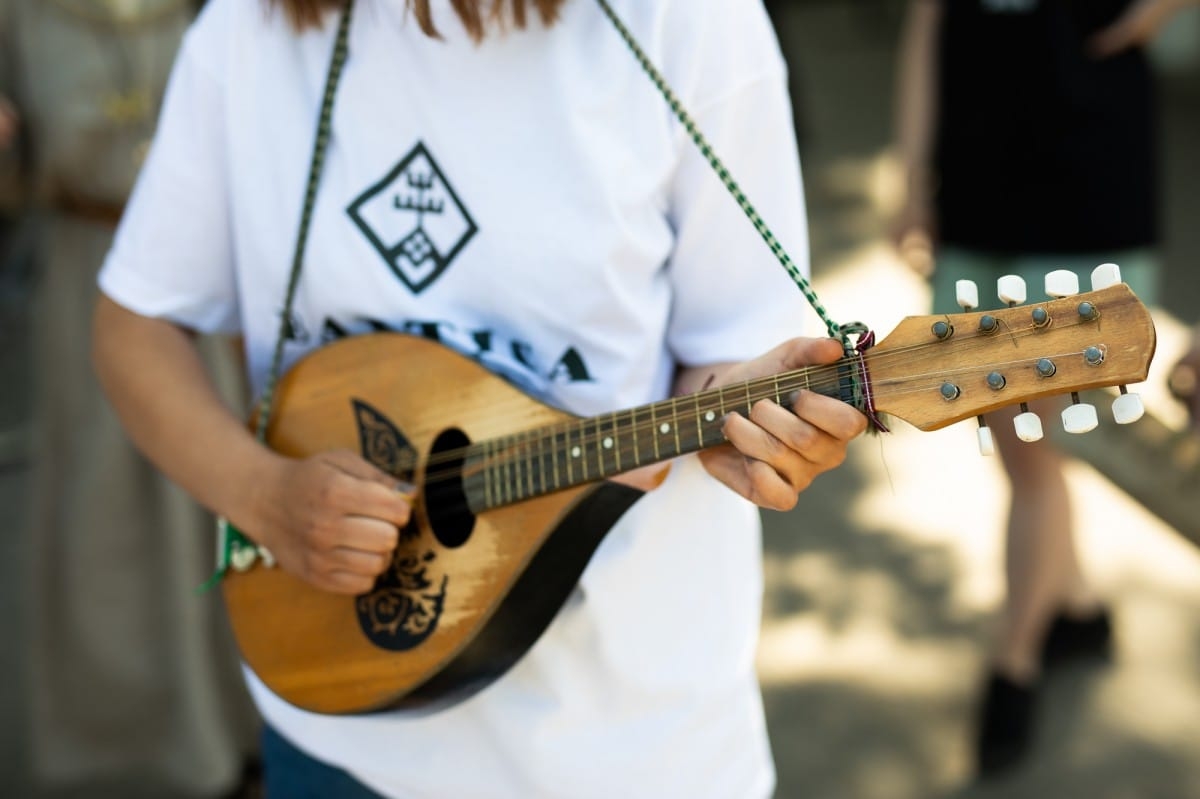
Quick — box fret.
[483,438,494,510]
[631,406,641,468]
[551,426,561,491]
[611,411,622,475]
[503,439,514,506]
[592,417,604,478]
[694,392,704,448]
[744,380,753,417]
[508,435,521,504]
[535,430,547,496]
[774,374,783,407]
[651,402,661,461]
[521,431,534,500]
[566,424,577,485]
[671,397,681,456]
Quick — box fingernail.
[395,480,417,496]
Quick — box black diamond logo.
[347,142,478,294]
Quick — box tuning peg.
[977,416,995,456]
[1091,263,1122,290]
[1061,392,1098,434]
[1045,269,1080,298]
[997,274,1027,306]
[956,280,980,312]
[1014,403,1044,442]
[1112,385,1145,424]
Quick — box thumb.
[320,449,410,492]
[778,337,846,371]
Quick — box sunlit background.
[759,3,1200,797]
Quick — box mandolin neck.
[465,359,855,511]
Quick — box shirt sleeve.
[98,4,240,335]
[663,3,814,368]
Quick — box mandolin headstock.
[866,282,1156,432]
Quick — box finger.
[323,569,378,596]
[751,398,846,470]
[334,515,401,556]
[345,479,414,529]
[700,441,798,511]
[329,546,391,577]
[319,455,414,528]
[775,337,845,372]
[721,408,813,493]
[322,449,404,488]
[790,390,869,442]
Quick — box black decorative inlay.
[346,141,477,295]
[351,399,448,651]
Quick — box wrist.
[224,444,291,551]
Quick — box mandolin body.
[222,334,643,715]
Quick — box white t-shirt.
[99,0,812,796]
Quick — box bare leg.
[988,400,1100,683]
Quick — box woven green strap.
[202,0,354,590]
[593,0,858,349]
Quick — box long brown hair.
[270,0,565,39]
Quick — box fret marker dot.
[704,411,716,422]
[659,423,671,434]
[603,437,613,449]
[571,446,581,458]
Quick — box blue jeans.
[260,724,388,799]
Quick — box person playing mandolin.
[91,0,867,796]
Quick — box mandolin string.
[411,345,1097,483]
[411,341,1103,477]
[407,343,1106,520]
[408,314,1103,475]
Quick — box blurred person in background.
[1170,327,1200,432]
[0,1,258,796]
[892,0,1199,779]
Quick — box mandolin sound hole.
[426,427,476,549]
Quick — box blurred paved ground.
[2,3,1199,798]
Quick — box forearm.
[91,293,285,538]
[672,362,738,397]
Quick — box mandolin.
[222,281,1155,715]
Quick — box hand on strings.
[1089,0,1197,58]
[252,449,413,595]
[697,337,867,511]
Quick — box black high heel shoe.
[1040,608,1113,669]
[974,672,1037,778]
[974,607,1114,779]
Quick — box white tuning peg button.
[1062,402,1099,434]
[997,274,1027,306]
[1112,390,1145,424]
[956,279,980,311]
[1044,269,1080,298]
[977,423,995,456]
[1014,410,1044,442]
[1091,263,1123,290]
